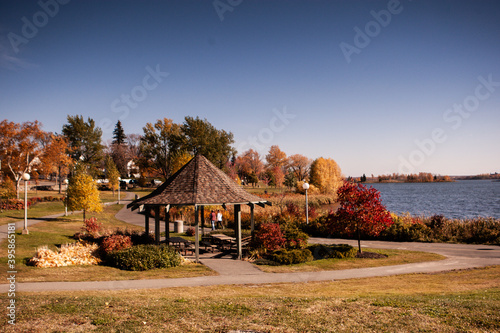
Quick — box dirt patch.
[356,251,388,259]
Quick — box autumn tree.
[330,181,393,252]
[0,120,46,198]
[105,156,120,195]
[139,118,183,179]
[288,154,311,181]
[62,115,104,174]
[265,145,288,169]
[309,157,343,194]
[180,116,235,169]
[265,145,288,188]
[235,149,264,186]
[127,133,142,159]
[170,151,193,175]
[40,134,74,193]
[66,167,103,221]
[109,142,131,177]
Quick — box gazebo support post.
[250,203,255,240]
[145,206,150,235]
[200,206,205,236]
[154,206,160,244]
[194,205,200,263]
[234,204,242,260]
[164,206,170,240]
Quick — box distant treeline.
[454,173,500,180]
[359,172,453,183]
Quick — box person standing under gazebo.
[216,210,223,229]
[210,210,216,230]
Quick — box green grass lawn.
[0,204,215,283]
[0,190,127,226]
[2,266,499,332]
[256,248,444,273]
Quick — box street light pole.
[64,178,69,216]
[302,182,309,225]
[22,172,30,234]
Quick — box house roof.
[127,154,271,210]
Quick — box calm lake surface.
[366,180,500,219]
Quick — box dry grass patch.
[2,266,499,332]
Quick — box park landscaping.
[0,203,215,283]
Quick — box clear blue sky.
[1,0,499,177]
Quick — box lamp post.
[302,182,309,225]
[64,178,69,216]
[22,172,30,234]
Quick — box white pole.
[23,179,29,234]
[305,188,309,225]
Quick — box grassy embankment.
[1,266,499,332]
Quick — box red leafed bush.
[0,199,31,210]
[0,196,64,211]
[101,234,133,254]
[254,223,286,252]
[185,227,195,236]
[329,181,393,251]
[83,217,102,237]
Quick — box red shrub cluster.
[83,217,102,237]
[0,199,31,210]
[185,227,195,236]
[254,223,286,251]
[101,234,133,254]
[0,196,64,211]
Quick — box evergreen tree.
[62,115,104,174]
[112,120,127,145]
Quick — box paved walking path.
[2,195,499,293]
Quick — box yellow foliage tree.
[309,157,343,194]
[67,169,103,221]
[171,151,193,175]
[105,156,120,195]
[296,180,320,195]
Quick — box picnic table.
[209,234,236,250]
[167,237,194,255]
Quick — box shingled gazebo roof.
[127,154,271,210]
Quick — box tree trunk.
[58,165,62,194]
[357,223,362,253]
[83,209,86,222]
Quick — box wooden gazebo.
[127,154,271,261]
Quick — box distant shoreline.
[362,180,455,184]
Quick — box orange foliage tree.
[0,120,46,198]
[40,134,73,193]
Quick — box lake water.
[366,180,500,219]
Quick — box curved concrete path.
[2,197,499,293]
